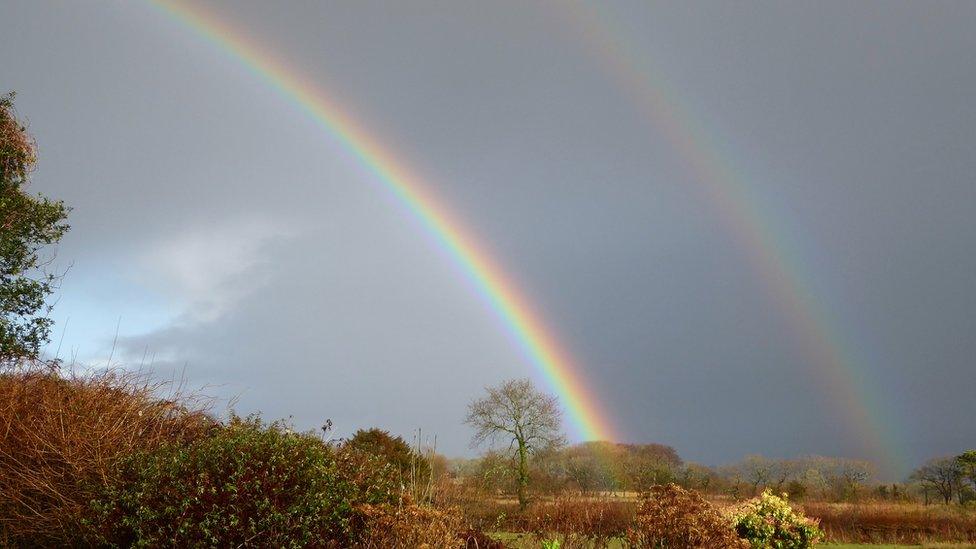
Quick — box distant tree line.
[455,379,974,506]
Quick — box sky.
[2,1,974,478]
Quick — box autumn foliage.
[626,484,747,548]
[0,367,213,544]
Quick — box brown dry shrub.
[355,503,467,548]
[521,495,633,547]
[0,365,213,544]
[803,501,976,544]
[626,484,747,548]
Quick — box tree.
[619,442,682,491]
[0,93,69,363]
[738,455,775,495]
[833,458,872,501]
[911,457,962,505]
[344,428,425,478]
[957,450,976,492]
[465,378,565,510]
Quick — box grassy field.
[823,545,976,549]
[490,532,976,548]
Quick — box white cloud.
[139,217,294,323]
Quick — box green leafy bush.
[731,489,824,548]
[87,415,357,547]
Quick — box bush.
[626,484,747,548]
[335,441,403,508]
[0,367,212,544]
[354,503,466,548]
[344,428,428,479]
[88,415,357,547]
[731,490,824,548]
[521,495,633,547]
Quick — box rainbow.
[559,3,904,475]
[148,1,617,442]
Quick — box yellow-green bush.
[731,490,824,548]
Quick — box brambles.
[626,484,747,548]
[88,414,360,547]
[354,503,466,548]
[0,367,212,545]
[731,490,824,548]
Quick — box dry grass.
[0,365,214,544]
[804,502,976,544]
[518,495,633,547]
[355,503,467,548]
[461,493,976,547]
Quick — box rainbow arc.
[150,0,617,442]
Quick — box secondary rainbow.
[559,3,904,475]
[148,1,617,442]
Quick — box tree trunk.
[517,439,528,511]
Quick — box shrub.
[731,490,824,548]
[0,367,212,544]
[335,442,403,507]
[521,495,633,547]
[344,428,428,479]
[626,484,747,548]
[88,414,356,547]
[354,502,466,548]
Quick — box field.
[488,533,976,548]
[2,366,974,546]
[805,503,976,545]
[459,496,976,548]
[823,546,976,549]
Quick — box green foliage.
[0,93,70,362]
[787,480,809,500]
[87,415,357,548]
[345,427,429,481]
[731,489,824,549]
[958,451,976,489]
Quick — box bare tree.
[768,458,799,491]
[739,455,775,495]
[911,457,962,505]
[465,378,565,509]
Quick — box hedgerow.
[87,415,357,547]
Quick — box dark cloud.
[2,1,974,474]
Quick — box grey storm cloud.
[2,1,974,476]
